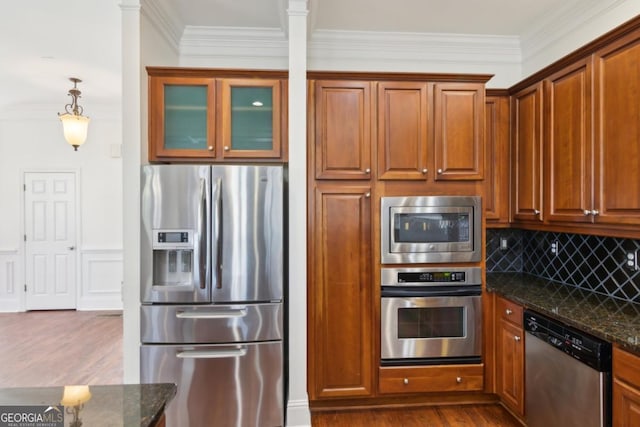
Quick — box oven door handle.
[381,285,482,298]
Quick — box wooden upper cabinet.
[149,76,216,159]
[308,184,373,399]
[314,80,373,180]
[434,83,485,181]
[545,58,594,224]
[218,78,283,159]
[593,31,640,226]
[377,81,430,180]
[485,94,510,226]
[147,68,287,162]
[512,82,544,223]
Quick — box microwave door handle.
[212,177,223,290]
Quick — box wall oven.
[380,196,481,264]
[380,266,482,365]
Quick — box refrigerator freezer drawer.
[141,341,283,427]
[141,303,282,344]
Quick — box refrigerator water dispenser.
[152,230,195,287]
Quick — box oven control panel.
[381,266,481,287]
[398,271,465,283]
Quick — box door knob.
[68,246,75,251]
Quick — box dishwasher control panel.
[524,310,612,372]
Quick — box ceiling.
[0,0,599,112]
[168,0,579,36]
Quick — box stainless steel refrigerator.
[140,164,284,427]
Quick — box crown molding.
[180,26,288,61]
[308,30,521,65]
[140,0,182,55]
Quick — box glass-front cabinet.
[149,77,216,159]
[147,68,287,162]
[219,79,282,159]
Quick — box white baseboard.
[286,398,312,427]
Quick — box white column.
[286,0,311,426]
[120,0,142,383]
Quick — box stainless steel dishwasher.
[524,310,612,427]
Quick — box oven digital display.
[397,307,465,338]
[397,271,465,283]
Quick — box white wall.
[0,105,123,312]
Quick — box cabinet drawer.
[379,364,484,394]
[496,296,523,327]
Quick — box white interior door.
[24,172,77,310]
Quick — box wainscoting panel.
[0,250,21,312]
[79,249,123,310]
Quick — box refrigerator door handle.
[198,177,208,290]
[175,308,248,319]
[212,177,223,290]
[176,348,248,359]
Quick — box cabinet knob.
[208,146,214,151]
[365,168,371,174]
[224,146,230,151]
[514,336,521,342]
[421,168,428,174]
[534,209,540,215]
[584,210,591,216]
[456,377,462,384]
[592,209,600,216]
[403,378,409,385]
[505,308,513,315]
[365,192,371,198]
[437,168,443,174]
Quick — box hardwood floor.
[0,310,123,387]
[311,404,523,427]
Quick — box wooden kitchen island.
[0,383,175,427]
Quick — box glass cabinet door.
[220,79,282,158]
[150,77,215,158]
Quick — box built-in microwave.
[380,196,481,264]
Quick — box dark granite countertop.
[487,272,640,355]
[0,383,176,427]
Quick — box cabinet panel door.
[485,95,510,225]
[594,32,640,225]
[545,58,593,224]
[309,185,373,399]
[434,83,485,181]
[377,81,430,180]
[149,77,216,159]
[497,319,524,416]
[314,81,373,180]
[512,83,543,223]
[614,379,640,426]
[219,78,282,158]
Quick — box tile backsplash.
[487,229,640,303]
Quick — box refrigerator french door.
[140,165,284,427]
